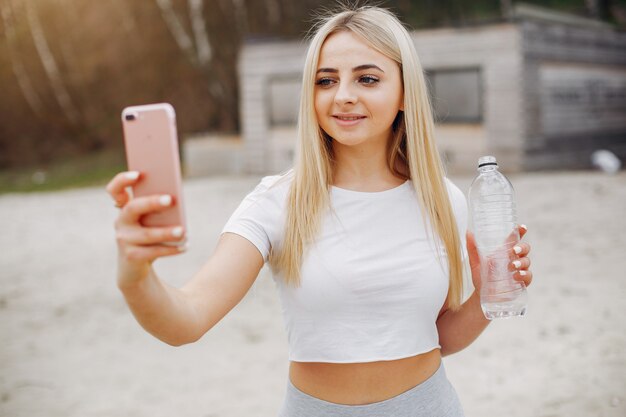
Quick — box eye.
[359,75,379,85]
[315,77,335,87]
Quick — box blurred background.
[1,1,625,417]
[1,0,624,191]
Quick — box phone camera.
[125,113,137,121]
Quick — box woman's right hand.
[106,171,187,289]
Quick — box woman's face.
[314,30,403,150]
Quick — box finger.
[123,243,188,263]
[106,171,140,206]
[117,225,185,245]
[510,257,531,271]
[119,194,176,224]
[511,242,531,257]
[519,224,528,239]
[513,269,533,287]
[503,224,528,261]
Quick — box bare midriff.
[288,348,442,405]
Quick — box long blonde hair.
[269,6,464,310]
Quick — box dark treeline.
[0,0,619,168]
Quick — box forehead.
[317,31,395,70]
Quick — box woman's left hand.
[466,224,533,293]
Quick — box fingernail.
[125,171,139,180]
[514,245,522,255]
[159,195,172,206]
[172,227,183,238]
[512,260,522,269]
[177,244,189,252]
[520,224,528,231]
[519,270,527,276]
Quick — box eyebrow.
[316,64,385,74]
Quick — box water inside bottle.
[478,240,527,319]
[481,289,527,319]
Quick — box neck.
[332,140,404,190]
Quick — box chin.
[330,136,367,147]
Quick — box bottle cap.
[478,155,498,168]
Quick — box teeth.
[337,116,361,120]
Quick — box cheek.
[370,89,403,122]
[313,92,322,116]
[314,92,331,123]
[370,98,400,123]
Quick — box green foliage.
[0,148,126,194]
[399,0,502,28]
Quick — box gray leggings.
[278,362,464,417]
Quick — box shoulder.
[249,169,293,202]
[222,170,293,260]
[257,169,293,192]
[238,169,294,213]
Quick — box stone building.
[185,4,626,176]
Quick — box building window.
[426,68,482,123]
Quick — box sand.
[1,171,624,417]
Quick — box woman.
[106,6,533,417]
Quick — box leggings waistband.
[279,362,465,417]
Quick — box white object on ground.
[591,149,622,174]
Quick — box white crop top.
[221,170,468,363]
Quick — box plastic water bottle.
[468,156,527,319]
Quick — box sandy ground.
[1,170,625,417]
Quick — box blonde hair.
[269,5,464,310]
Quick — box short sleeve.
[221,175,285,262]
[445,178,469,260]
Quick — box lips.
[333,114,366,121]
[332,114,366,126]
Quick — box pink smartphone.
[121,103,186,236]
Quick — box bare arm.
[436,227,533,356]
[107,172,264,346]
[436,292,490,356]
[120,233,263,346]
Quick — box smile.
[332,115,366,126]
[334,116,365,121]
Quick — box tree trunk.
[154,0,197,66]
[229,0,248,34]
[586,0,611,20]
[1,1,44,118]
[265,0,281,26]
[188,0,211,65]
[24,0,79,125]
[500,0,513,20]
[111,0,137,34]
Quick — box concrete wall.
[238,40,305,174]
[520,18,626,170]
[410,24,524,173]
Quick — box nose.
[334,80,357,106]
